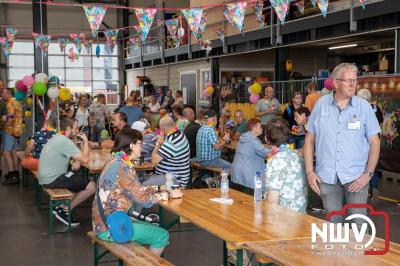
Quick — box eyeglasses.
[336,78,357,84]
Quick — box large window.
[7,41,120,104]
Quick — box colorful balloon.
[22,75,35,87]
[15,90,26,101]
[25,110,32,117]
[32,82,47,95]
[207,86,214,94]
[27,97,33,105]
[48,76,60,85]
[203,88,211,97]
[47,87,60,99]
[35,72,48,84]
[206,81,213,88]
[249,93,260,104]
[15,80,27,92]
[59,87,72,101]
[324,77,334,91]
[250,83,262,94]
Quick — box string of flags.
[0,0,369,58]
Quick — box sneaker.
[3,174,19,185]
[53,207,80,226]
[311,206,325,212]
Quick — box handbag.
[96,180,133,243]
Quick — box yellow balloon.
[59,88,72,101]
[207,86,214,94]
[27,97,33,105]
[250,83,262,94]
[25,110,32,117]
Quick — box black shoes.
[3,171,20,185]
[53,206,80,226]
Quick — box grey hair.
[221,107,231,116]
[331,63,358,79]
[357,88,371,101]
[159,116,175,129]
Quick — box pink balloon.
[324,77,334,91]
[203,89,211,97]
[22,75,35,87]
[249,93,260,104]
[15,80,27,92]
[206,81,213,88]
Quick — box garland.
[267,143,294,160]
[112,151,134,168]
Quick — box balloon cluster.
[203,81,214,97]
[324,77,334,91]
[248,83,262,104]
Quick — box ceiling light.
[329,44,358,50]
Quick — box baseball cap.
[131,121,147,132]
[204,109,217,119]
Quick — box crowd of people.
[0,63,382,257]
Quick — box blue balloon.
[15,90,26,101]
[48,76,60,85]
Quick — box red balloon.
[324,77,334,91]
[15,80,27,92]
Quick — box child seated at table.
[92,128,182,256]
[21,118,57,171]
[264,118,307,213]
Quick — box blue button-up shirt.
[196,125,221,162]
[306,93,381,184]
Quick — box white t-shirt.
[148,102,161,113]
[75,107,89,127]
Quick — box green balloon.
[32,82,47,96]
[48,76,60,85]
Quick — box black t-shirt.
[184,121,201,158]
[282,104,297,129]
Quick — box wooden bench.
[190,162,230,188]
[31,170,74,234]
[87,231,174,266]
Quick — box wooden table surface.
[159,188,325,247]
[244,237,400,266]
[83,149,155,173]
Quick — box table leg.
[223,241,228,266]
[159,205,165,228]
[236,249,243,266]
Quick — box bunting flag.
[6,27,17,41]
[311,0,317,7]
[134,8,157,44]
[70,33,83,54]
[193,14,207,42]
[58,38,67,53]
[0,38,13,58]
[105,29,119,53]
[216,28,225,43]
[165,18,180,48]
[251,1,265,28]
[270,0,290,25]
[182,8,203,40]
[83,6,107,38]
[223,2,247,33]
[32,33,51,54]
[317,0,329,17]
[359,0,367,9]
[129,37,140,49]
[84,39,93,54]
[295,0,305,15]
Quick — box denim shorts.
[2,131,19,151]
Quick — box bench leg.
[49,199,55,234]
[223,241,228,266]
[236,249,243,266]
[94,242,99,266]
[66,199,72,233]
[34,182,42,210]
[118,259,123,266]
[50,199,72,234]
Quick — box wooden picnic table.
[244,236,400,266]
[159,188,325,266]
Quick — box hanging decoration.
[251,1,265,29]
[311,0,317,7]
[165,18,180,48]
[177,17,185,40]
[270,0,290,25]
[201,39,212,54]
[70,33,83,54]
[216,28,225,43]
[317,0,329,17]
[182,8,203,41]
[129,37,140,49]
[58,38,67,53]
[32,33,51,54]
[135,8,157,44]
[223,2,247,33]
[84,39,93,54]
[79,33,90,54]
[95,43,101,57]
[0,38,13,58]
[68,47,79,61]
[105,29,119,53]
[6,27,17,41]
[193,14,207,43]
[359,0,367,9]
[83,5,107,38]
[295,0,305,15]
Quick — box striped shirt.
[155,130,190,187]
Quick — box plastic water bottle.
[165,171,173,191]
[220,168,229,196]
[254,172,263,202]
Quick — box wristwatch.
[364,171,374,178]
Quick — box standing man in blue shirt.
[304,63,381,226]
[119,96,143,127]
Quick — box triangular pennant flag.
[83,6,107,38]
[270,0,290,25]
[32,33,51,54]
[58,38,67,53]
[251,1,265,28]
[70,33,83,54]
[165,18,180,48]
[295,0,305,15]
[216,28,225,43]
[311,0,317,7]
[84,39,93,54]
[223,2,247,33]
[105,29,118,53]
[182,8,203,41]
[134,8,157,44]
[359,0,367,9]
[317,0,329,17]
[193,14,207,43]
[0,37,13,58]
[6,27,17,41]
[129,37,140,49]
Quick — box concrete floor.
[0,177,399,266]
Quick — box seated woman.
[232,118,270,191]
[92,128,181,256]
[264,118,307,213]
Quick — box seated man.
[101,112,129,149]
[183,106,201,162]
[231,110,248,141]
[131,121,157,162]
[39,117,96,225]
[22,118,57,171]
[265,118,307,213]
[151,116,190,188]
[196,109,231,169]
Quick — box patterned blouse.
[92,157,164,234]
[32,129,57,159]
[5,98,23,137]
